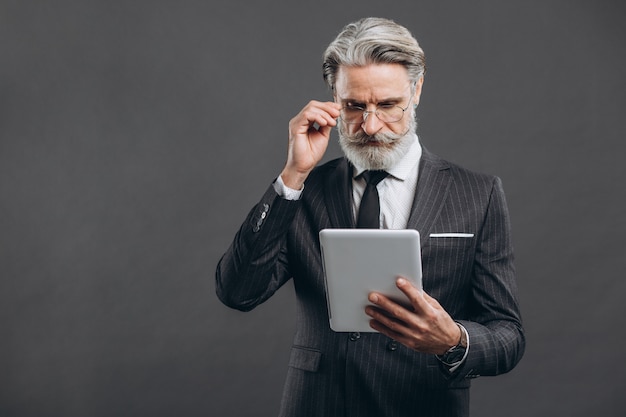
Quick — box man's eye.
[346,104,365,111]
[378,103,396,109]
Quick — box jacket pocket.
[288,345,322,372]
[428,234,475,248]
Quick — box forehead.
[335,63,411,100]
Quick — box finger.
[303,101,341,120]
[293,108,337,136]
[368,317,405,340]
[367,316,422,352]
[316,124,334,139]
[310,107,339,128]
[365,305,409,333]
[365,304,409,337]
[394,277,429,313]
[313,100,341,114]
[367,292,417,327]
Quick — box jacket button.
[252,218,263,233]
[387,340,398,351]
[252,204,270,233]
[349,332,361,341]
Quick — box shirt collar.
[352,133,422,181]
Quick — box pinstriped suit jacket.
[216,148,525,417]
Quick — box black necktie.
[357,170,388,228]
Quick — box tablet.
[319,228,422,332]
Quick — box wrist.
[453,322,468,349]
[280,167,309,190]
[437,323,468,365]
[439,322,463,354]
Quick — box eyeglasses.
[340,96,413,125]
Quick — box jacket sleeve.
[215,184,300,311]
[452,177,526,380]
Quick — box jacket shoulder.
[304,157,349,186]
[423,148,501,188]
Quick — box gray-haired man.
[217,17,525,417]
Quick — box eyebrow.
[339,95,406,105]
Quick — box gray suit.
[216,148,525,417]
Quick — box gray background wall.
[1,1,625,416]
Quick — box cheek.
[344,123,362,135]
[389,119,411,135]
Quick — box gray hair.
[322,17,426,91]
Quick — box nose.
[361,110,384,136]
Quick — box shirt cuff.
[273,175,304,201]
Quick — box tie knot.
[362,170,388,186]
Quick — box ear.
[412,76,424,107]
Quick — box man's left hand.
[365,277,461,355]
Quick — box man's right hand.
[280,101,341,190]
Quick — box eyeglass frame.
[336,86,416,125]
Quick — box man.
[216,17,524,417]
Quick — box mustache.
[343,130,403,145]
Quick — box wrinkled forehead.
[334,64,413,102]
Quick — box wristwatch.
[437,323,468,365]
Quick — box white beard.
[338,115,417,171]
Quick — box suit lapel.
[321,150,451,233]
[324,158,355,228]
[407,148,452,246]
